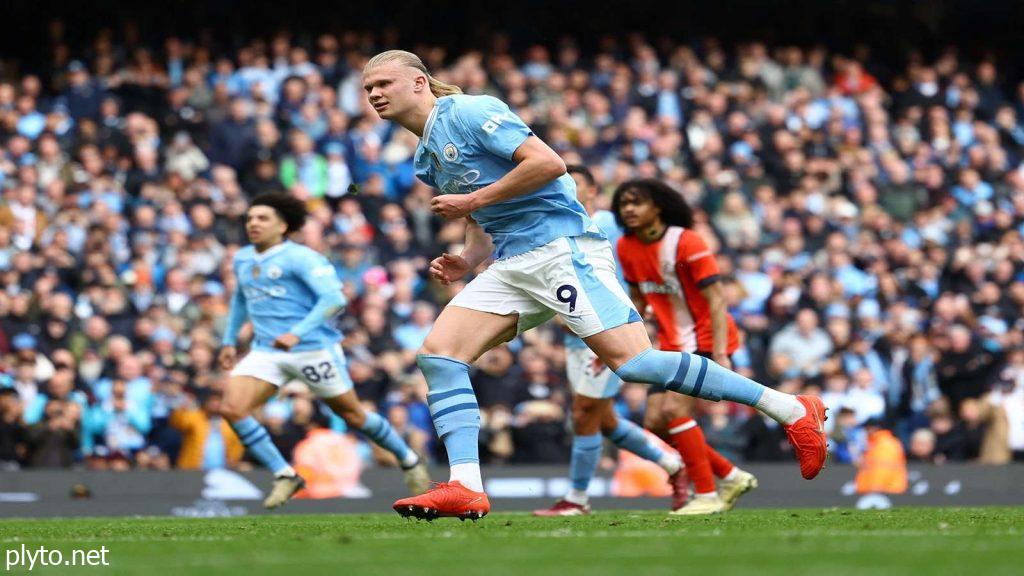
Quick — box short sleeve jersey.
[414,94,601,259]
[617,226,739,354]
[232,241,345,351]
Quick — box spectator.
[280,130,328,199]
[25,399,81,468]
[86,378,152,461]
[854,419,908,495]
[169,386,244,470]
[768,309,833,378]
[0,389,27,469]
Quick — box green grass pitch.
[2,507,1022,575]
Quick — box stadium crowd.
[1,26,1023,473]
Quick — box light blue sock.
[569,433,603,491]
[418,354,480,465]
[614,349,765,406]
[360,411,417,468]
[606,418,665,463]
[230,416,291,475]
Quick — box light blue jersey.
[565,210,624,350]
[415,94,602,259]
[223,241,346,352]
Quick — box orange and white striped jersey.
[617,226,739,354]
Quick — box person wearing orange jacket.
[855,419,908,494]
[169,387,245,470]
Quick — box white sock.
[723,468,739,482]
[450,463,484,492]
[659,453,682,474]
[274,464,297,477]
[565,489,589,506]
[695,491,719,499]
[755,387,806,425]
[400,451,420,468]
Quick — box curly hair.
[249,192,308,234]
[610,178,695,232]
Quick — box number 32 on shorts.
[556,284,578,313]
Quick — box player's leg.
[604,398,681,477]
[319,389,430,494]
[642,390,690,510]
[534,392,605,516]
[394,297,522,520]
[419,305,518,489]
[548,236,825,480]
[221,355,302,508]
[658,393,731,514]
[585,321,827,480]
[222,375,287,472]
[534,345,611,516]
[537,342,677,516]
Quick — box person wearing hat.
[10,333,55,383]
[60,60,105,121]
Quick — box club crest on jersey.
[443,143,459,162]
[266,265,283,279]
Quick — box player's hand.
[218,346,237,371]
[430,194,477,219]
[713,353,733,371]
[429,253,471,285]
[590,356,607,376]
[272,333,300,351]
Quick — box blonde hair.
[365,50,463,97]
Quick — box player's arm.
[460,215,494,268]
[431,97,566,218]
[699,280,732,370]
[430,216,492,285]
[277,255,346,351]
[681,231,732,369]
[218,281,249,370]
[465,136,566,210]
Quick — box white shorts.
[449,235,640,338]
[230,344,354,398]
[566,345,622,399]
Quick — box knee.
[612,348,657,383]
[572,398,604,435]
[416,337,448,359]
[415,349,472,389]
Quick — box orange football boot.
[393,481,490,521]
[783,395,828,479]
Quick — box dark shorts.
[647,350,720,396]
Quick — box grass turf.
[1,507,1021,575]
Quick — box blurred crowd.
[2,24,1024,473]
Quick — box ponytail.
[427,75,462,97]
[365,49,463,97]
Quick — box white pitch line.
[3,528,1017,544]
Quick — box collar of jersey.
[421,97,447,144]
[253,241,290,262]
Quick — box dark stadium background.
[4,0,1024,69]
